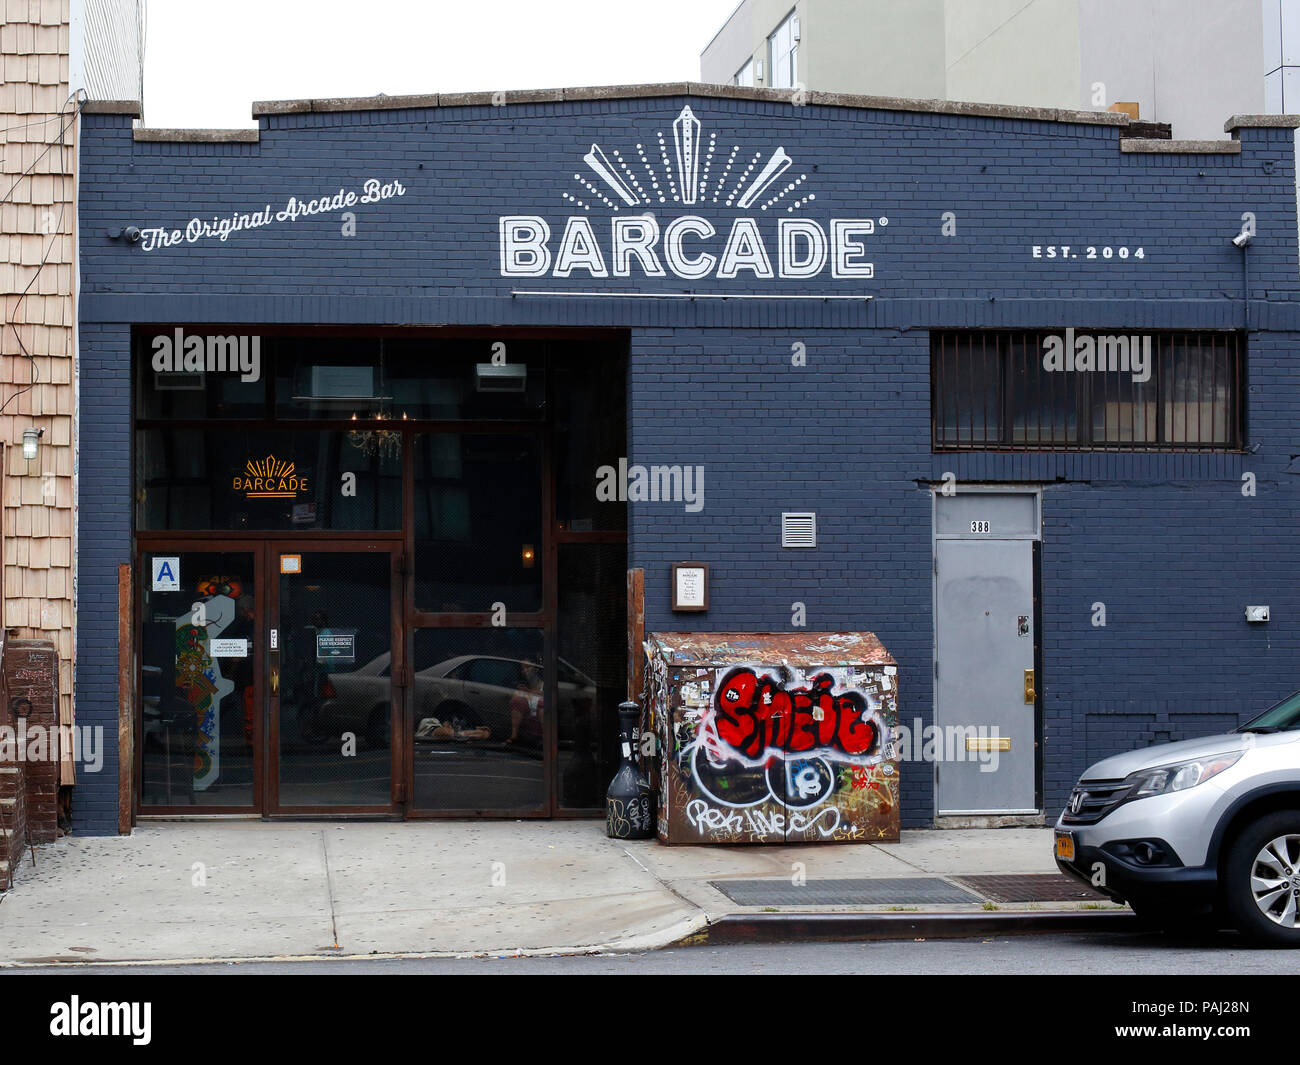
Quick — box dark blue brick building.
[73,84,1300,836]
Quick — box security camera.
[1232,230,1253,248]
[124,225,142,243]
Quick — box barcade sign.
[500,214,876,279]
[500,105,881,282]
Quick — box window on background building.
[1263,0,1300,113]
[769,9,800,90]
[931,331,1243,451]
[734,58,755,87]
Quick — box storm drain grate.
[709,877,983,906]
[949,873,1106,903]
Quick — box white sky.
[143,0,742,128]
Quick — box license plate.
[1055,832,1075,861]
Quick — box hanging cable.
[0,90,81,206]
[1,90,85,418]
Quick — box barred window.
[931,331,1243,451]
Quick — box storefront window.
[557,544,626,809]
[134,326,627,818]
[137,329,551,424]
[410,628,546,811]
[412,433,543,613]
[136,428,401,531]
[554,341,627,532]
[274,336,546,421]
[135,328,268,420]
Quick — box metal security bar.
[931,331,1243,451]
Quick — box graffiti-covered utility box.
[647,633,898,844]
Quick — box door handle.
[1024,669,1036,704]
[270,669,279,695]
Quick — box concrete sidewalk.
[0,822,1123,965]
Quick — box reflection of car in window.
[467,658,522,689]
[316,652,394,748]
[318,651,599,752]
[414,655,596,749]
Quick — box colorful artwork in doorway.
[172,587,237,790]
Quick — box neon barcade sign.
[499,106,879,281]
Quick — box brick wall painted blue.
[75,95,1300,832]
[76,320,131,832]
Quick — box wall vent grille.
[781,512,816,548]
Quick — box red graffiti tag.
[712,669,877,761]
[850,766,881,791]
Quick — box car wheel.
[1223,811,1300,947]
[365,705,391,749]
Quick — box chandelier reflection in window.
[347,408,406,459]
[346,337,407,458]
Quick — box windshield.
[1239,691,1300,732]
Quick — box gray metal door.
[934,493,1038,814]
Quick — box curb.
[0,913,714,968]
[676,910,1141,946]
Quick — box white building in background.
[1265,0,1300,112]
[72,0,145,102]
[702,0,1277,141]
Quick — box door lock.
[1024,669,1036,704]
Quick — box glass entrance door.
[267,544,399,813]
[139,547,260,812]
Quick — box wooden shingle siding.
[1,0,76,784]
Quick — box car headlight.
[1125,752,1243,799]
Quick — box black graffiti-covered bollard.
[605,701,655,839]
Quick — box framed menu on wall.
[671,562,709,612]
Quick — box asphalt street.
[5,928,1292,975]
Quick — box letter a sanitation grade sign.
[152,556,181,592]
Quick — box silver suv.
[1055,691,1300,947]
